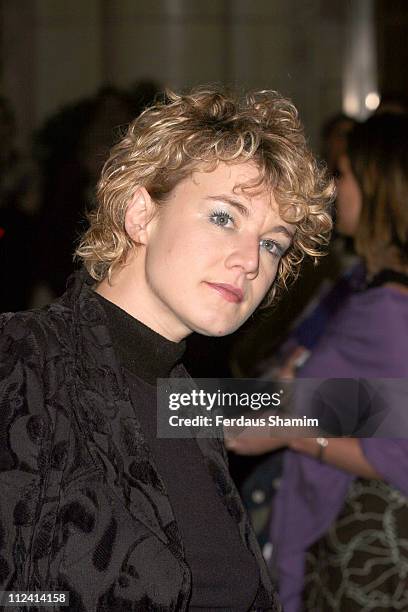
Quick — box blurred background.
[0,0,407,376]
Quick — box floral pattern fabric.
[303,478,408,611]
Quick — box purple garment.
[270,286,408,612]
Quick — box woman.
[227,113,408,611]
[0,87,332,611]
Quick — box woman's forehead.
[188,161,272,198]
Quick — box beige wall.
[1,0,37,150]
[35,0,102,125]
[1,0,349,151]
[1,0,102,149]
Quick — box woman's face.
[335,155,362,237]
[125,162,295,341]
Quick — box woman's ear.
[124,187,155,245]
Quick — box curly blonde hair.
[76,86,334,304]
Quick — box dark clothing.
[0,269,280,611]
[95,293,260,610]
[94,291,186,385]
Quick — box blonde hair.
[76,86,334,304]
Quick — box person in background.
[0,87,332,611]
[321,113,355,177]
[256,112,358,379]
[228,113,358,545]
[227,113,408,612]
[232,112,356,381]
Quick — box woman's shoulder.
[0,306,75,454]
[330,285,408,331]
[0,302,74,366]
[1,309,46,357]
[301,286,408,377]
[351,284,408,304]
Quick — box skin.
[225,433,380,480]
[325,118,354,174]
[335,154,362,237]
[96,161,295,342]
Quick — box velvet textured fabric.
[0,269,280,612]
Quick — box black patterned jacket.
[0,271,281,611]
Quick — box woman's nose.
[225,236,260,277]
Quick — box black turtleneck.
[94,293,186,384]
[94,293,259,611]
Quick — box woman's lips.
[205,282,244,303]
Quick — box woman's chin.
[192,316,243,337]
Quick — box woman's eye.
[209,210,234,228]
[260,239,284,258]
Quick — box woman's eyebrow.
[205,195,249,217]
[269,225,295,241]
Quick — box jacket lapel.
[61,271,181,550]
